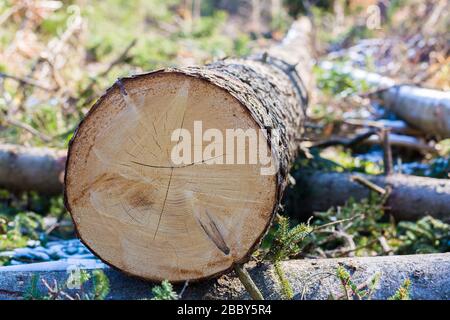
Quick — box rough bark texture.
[170,56,308,199]
[320,62,450,138]
[288,171,450,222]
[0,253,449,300]
[0,143,65,195]
[64,19,314,281]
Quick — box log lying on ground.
[64,19,313,282]
[1,253,449,300]
[320,62,450,138]
[288,171,450,222]
[1,143,448,222]
[313,131,436,154]
[0,144,65,195]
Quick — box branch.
[233,264,264,300]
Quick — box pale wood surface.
[66,73,276,281]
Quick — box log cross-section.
[65,19,313,282]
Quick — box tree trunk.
[0,144,65,196]
[64,19,313,282]
[288,171,450,222]
[1,253,449,300]
[382,86,450,139]
[320,62,450,138]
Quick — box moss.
[274,261,294,300]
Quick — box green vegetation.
[396,217,450,254]
[0,212,44,265]
[314,64,369,98]
[292,148,383,175]
[151,280,179,300]
[388,279,411,300]
[301,195,449,258]
[262,215,313,262]
[258,215,312,299]
[267,185,450,259]
[24,269,110,300]
[305,194,395,257]
[335,265,380,300]
[0,190,72,265]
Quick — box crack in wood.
[152,81,190,240]
[153,168,173,240]
[128,154,224,169]
[197,209,230,255]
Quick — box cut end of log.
[65,71,277,282]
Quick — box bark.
[64,18,314,282]
[0,143,65,195]
[382,86,450,139]
[320,62,450,138]
[287,171,450,222]
[0,253,449,300]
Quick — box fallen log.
[320,62,450,138]
[288,171,450,222]
[64,19,313,282]
[0,144,65,195]
[312,131,436,154]
[1,142,448,222]
[0,253,449,300]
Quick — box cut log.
[1,143,447,222]
[1,253,449,300]
[0,144,65,195]
[288,171,450,222]
[320,62,450,138]
[64,19,313,282]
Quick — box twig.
[380,128,393,175]
[351,175,386,195]
[343,118,421,135]
[377,236,393,255]
[328,238,379,258]
[234,264,264,300]
[334,272,381,300]
[313,215,362,231]
[300,271,336,300]
[81,39,137,106]
[41,278,59,300]
[338,275,351,300]
[59,290,76,300]
[0,3,24,26]
[312,129,378,149]
[5,117,52,142]
[98,39,137,78]
[0,72,54,91]
[178,280,189,299]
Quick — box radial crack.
[197,209,230,255]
